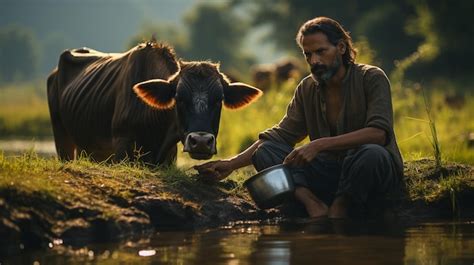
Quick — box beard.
[310,56,342,84]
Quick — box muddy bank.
[0,156,473,254]
[397,159,474,219]
[0,157,277,254]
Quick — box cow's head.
[133,61,262,160]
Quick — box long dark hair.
[296,17,356,66]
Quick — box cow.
[47,41,262,165]
[274,58,303,84]
[251,64,274,92]
[250,58,304,92]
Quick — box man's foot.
[294,187,328,218]
[328,196,348,219]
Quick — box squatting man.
[195,17,404,219]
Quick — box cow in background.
[251,57,304,92]
[251,64,274,92]
[274,58,303,84]
[47,41,262,165]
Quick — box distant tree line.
[1,0,472,85]
[128,2,255,80]
[228,0,474,81]
[0,25,39,83]
[128,0,474,84]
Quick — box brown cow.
[47,42,262,165]
[251,58,304,91]
[250,64,274,92]
[274,58,303,84]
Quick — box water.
[0,140,56,157]
[2,219,474,265]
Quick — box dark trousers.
[251,141,401,216]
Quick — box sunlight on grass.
[393,83,473,164]
[0,80,51,139]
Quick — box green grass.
[1,152,472,211]
[0,151,159,219]
[0,151,254,216]
[392,83,474,164]
[0,80,52,139]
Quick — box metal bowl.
[243,164,295,209]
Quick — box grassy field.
[0,77,473,164]
[0,81,52,139]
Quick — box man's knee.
[341,144,393,184]
[338,144,398,215]
[354,144,391,168]
[251,141,291,171]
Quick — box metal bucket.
[243,164,295,209]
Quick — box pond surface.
[2,219,474,265]
[0,140,56,157]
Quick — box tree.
[127,22,188,57]
[183,2,255,76]
[233,0,421,72]
[0,25,39,82]
[405,0,474,80]
[233,0,474,82]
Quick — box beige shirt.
[259,63,404,177]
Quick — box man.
[195,17,403,218]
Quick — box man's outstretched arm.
[194,139,264,181]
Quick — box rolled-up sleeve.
[259,82,307,146]
[364,68,394,145]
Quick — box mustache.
[310,64,327,74]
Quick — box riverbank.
[0,153,473,254]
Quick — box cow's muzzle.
[183,132,216,160]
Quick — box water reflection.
[404,222,474,265]
[1,219,474,264]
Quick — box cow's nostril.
[206,138,214,146]
[189,137,197,147]
[184,132,216,155]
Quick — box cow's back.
[47,43,180,162]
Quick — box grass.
[0,151,256,219]
[0,151,152,219]
[1,151,472,210]
[0,80,52,139]
[403,158,473,216]
[422,86,442,169]
[393,85,474,164]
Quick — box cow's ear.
[223,82,263,109]
[133,79,176,109]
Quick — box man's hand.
[194,160,235,182]
[283,139,324,166]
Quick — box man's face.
[302,32,344,83]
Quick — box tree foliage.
[182,2,255,76]
[0,25,39,83]
[232,0,473,81]
[127,22,188,56]
[232,0,421,71]
[406,0,474,80]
